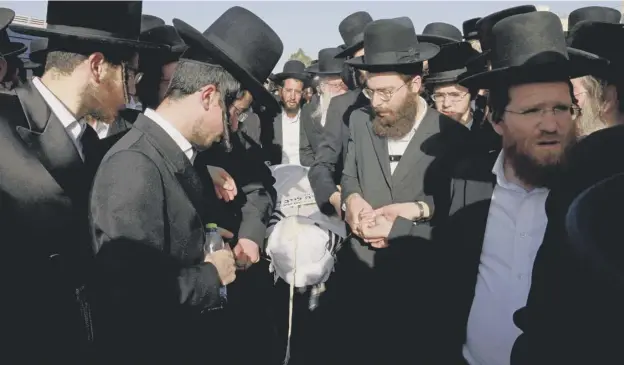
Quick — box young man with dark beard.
[433,11,599,365]
[511,20,624,365]
[0,2,160,363]
[334,17,469,365]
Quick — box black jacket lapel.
[133,114,210,223]
[13,82,85,196]
[366,117,392,187]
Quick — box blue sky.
[3,1,621,72]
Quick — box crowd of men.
[1,1,624,364]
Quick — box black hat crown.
[308,47,346,74]
[338,11,373,49]
[463,17,481,40]
[418,22,463,45]
[568,6,621,30]
[477,5,537,52]
[139,15,186,54]
[273,59,309,84]
[0,7,27,57]
[567,21,624,79]
[282,60,306,74]
[140,14,165,34]
[426,41,480,84]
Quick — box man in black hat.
[434,11,599,365]
[463,17,482,52]
[265,59,310,166]
[566,6,621,35]
[335,16,468,364]
[0,2,161,362]
[88,6,283,363]
[0,7,26,92]
[511,21,624,365]
[300,47,348,166]
[308,11,372,215]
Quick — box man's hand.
[207,165,237,202]
[329,191,342,216]
[345,193,374,236]
[233,238,260,270]
[360,215,393,249]
[375,202,430,223]
[204,249,237,285]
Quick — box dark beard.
[505,136,576,189]
[372,92,419,138]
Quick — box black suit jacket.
[300,97,322,166]
[512,125,624,365]
[308,89,367,213]
[258,105,308,166]
[89,114,224,364]
[0,82,116,362]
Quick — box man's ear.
[87,52,107,84]
[410,75,422,93]
[603,84,618,116]
[200,84,218,110]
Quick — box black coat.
[0,82,119,362]
[308,89,368,213]
[89,114,224,364]
[299,97,322,167]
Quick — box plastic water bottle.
[204,223,228,304]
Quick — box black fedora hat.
[568,6,621,33]
[28,37,48,66]
[417,22,463,46]
[335,11,374,58]
[425,41,480,85]
[0,8,27,57]
[463,17,481,41]
[567,172,624,284]
[273,60,309,84]
[567,21,624,80]
[347,17,440,71]
[306,48,345,75]
[172,6,283,112]
[477,5,537,54]
[139,15,187,59]
[459,11,603,90]
[9,1,161,51]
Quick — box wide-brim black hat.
[307,47,345,75]
[139,15,187,62]
[335,11,374,59]
[173,6,283,112]
[566,6,621,36]
[567,172,624,283]
[28,37,48,66]
[425,42,481,85]
[459,11,605,90]
[0,8,27,57]
[566,21,624,80]
[9,1,162,51]
[463,17,481,41]
[417,22,463,46]
[477,5,537,53]
[347,17,439,71]
[273,59,309,84]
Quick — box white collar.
[144,108,196,163]
[282,109,301,123]
[32,77,79,130]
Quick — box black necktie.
[80,125,100,163]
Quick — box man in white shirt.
[435,11,596,365]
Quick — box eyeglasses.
[505,105,582,121]
[231,104,249,123]
[282,88,303,96]
[363,82,408,103]
[431,92,468,103]
[123,63,144,85]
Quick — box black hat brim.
[458,54,607,90]
[346,42,439,71]
[417,34,461,46]
[425,68,467,85]
[335,40,364,58]
[305,63,342,75]
[172,18,279,113]
[1,41,27,57]
[273,72,309,84]
[463,31,479,41]
[22,59,42,69]
[9,23,164,51]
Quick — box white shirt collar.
[32,77,83,137]
[282,109,301,123]
[144,108,196,163]
[465,118,473,130]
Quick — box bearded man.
[0,2,159,363]
[335,17,469,365]
[300,47,348,166]
[432,11,598,365]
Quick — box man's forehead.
[434,83,467,93]
[508,81,570,103]
[283,78,304,89]
[367,72,405,88]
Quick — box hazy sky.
[3,1,621,72]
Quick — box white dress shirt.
[91,120,110,139]
[281,109,301,165]
[465,118,474,130]
[32,77,86,160]
[387,96,428,174]
[463,151,549,365]
[144,108,196,163]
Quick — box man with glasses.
[335,17,469,365]
[300,47,348,166]
[433,12,598,365]
[88,7,283,363]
